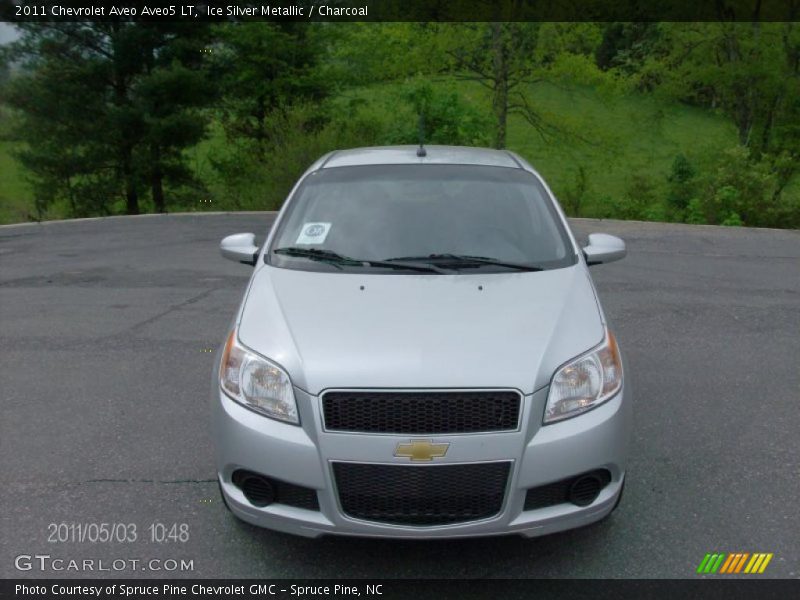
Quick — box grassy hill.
[0,139,36,224]
[504,82,739,218]
[0,79,791,225]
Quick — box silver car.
[213,145,631,539]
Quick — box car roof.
[320,145,523,169]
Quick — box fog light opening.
[232,470,276,507]
[568,473,604,507]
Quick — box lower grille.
[524,469,611,510]
[275,480,321,511]
[333,462,510,526]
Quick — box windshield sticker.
[296,222,331,245]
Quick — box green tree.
[657,25,799,157]
[449,22,543,148]
[663,23,796,150]
[134,23,215,212]
[538,23,603,65]
[213,22,329,154]
[6,22,213,217]
[383,80,491,146]
[207,22,334,210]
[0,54,9,92]
[649,23,799,227]
[595,23,663,77]
[329,23,451,86]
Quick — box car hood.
[238,265,604,396]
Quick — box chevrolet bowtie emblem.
[394,439,449,461]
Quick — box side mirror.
[583,233,626,266]
[220,233,260,266]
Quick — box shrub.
[382,81,492,147]
[609,172,659,220]
[696,146,778,226]
[666,153,695,212]
[642,202,669,222]
[721,212,744,226]
[561,164,588,216]
[685,198,706,224]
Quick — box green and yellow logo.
[697,552,773,574]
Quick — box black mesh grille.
[524,469,611,510]
[274,480,320,511]
[322,391,521,434]
[523,480,570,510]
[333,462,510,525]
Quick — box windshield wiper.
[273,247,445,273]
[385,253,545,272]
[273,247,358,269]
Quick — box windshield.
[268,164,576,273]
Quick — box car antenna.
[417,113,427,157]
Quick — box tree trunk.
[121,140,138,215]
[63,175,76,219]
[491,23,508,149]
[125,168,139,215]
[111,21,139,216]
[121,142,139,215]
[151,143,165,213]
[736,102,753,148]
[759,93,781,155]
[494,82,508,149]
[254,95,267,157]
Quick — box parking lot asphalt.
[1,213,798,578]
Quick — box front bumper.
[211,384,631,539]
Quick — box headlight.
[219,330,299,424]
[544,329,622,424]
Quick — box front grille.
[322,390,521,434]
[333,462,510,525]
